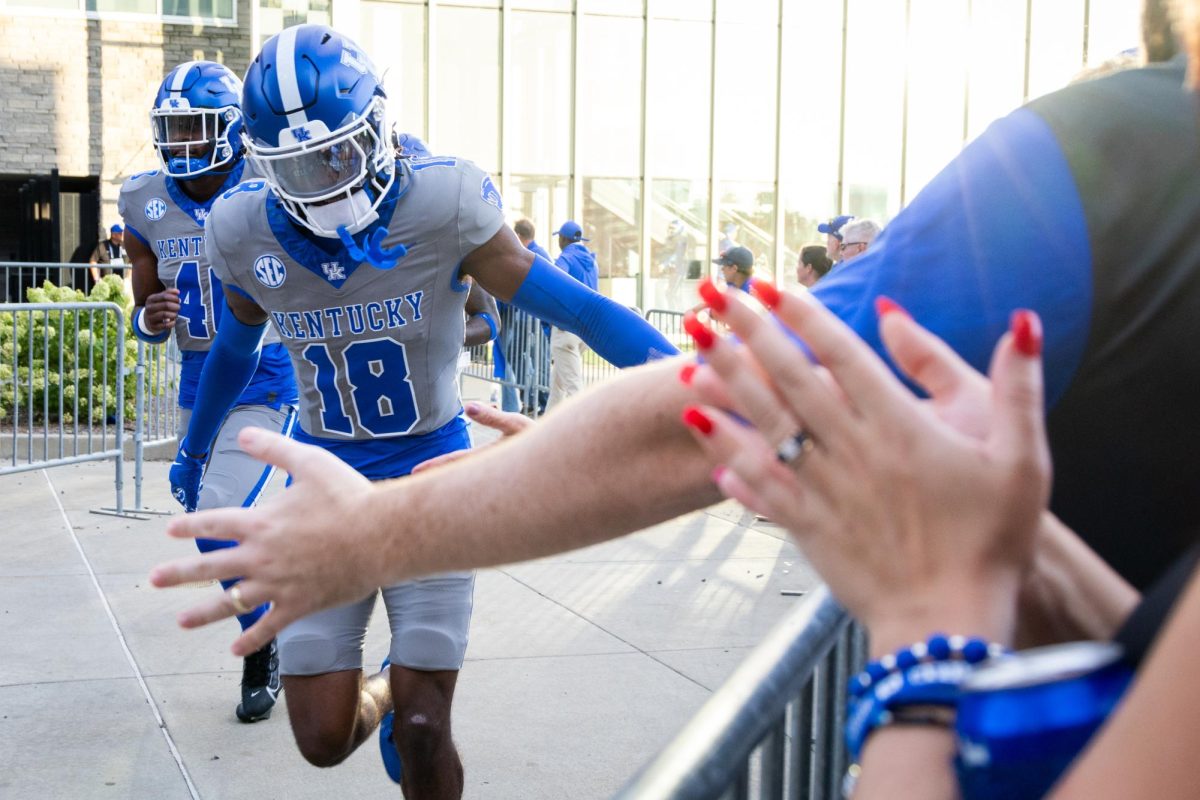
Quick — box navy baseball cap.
[553,220,589,242]
[817,215,854,239]
[713,245,754,270]
[110,223,123,234]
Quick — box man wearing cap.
[547,220,599,408]
[817,214,854,263]
[89,223,126,287]
[837,218,882,264]
[713,245,755,293]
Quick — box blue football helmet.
[151,61,244,178]
[241,24,394,238]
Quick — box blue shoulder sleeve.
[511,253,678,366]
[183,298,267,454]
[812,107,1092,407]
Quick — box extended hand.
[168,440,207,512]
[411,401,534,474]
[150,427,377,657]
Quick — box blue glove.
[169,438,207,512]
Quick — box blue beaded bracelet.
[846,633,1008,761]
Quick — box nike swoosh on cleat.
[250,690,261,698]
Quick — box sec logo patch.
[253,255,287,288]
[144,197,168,221]
[481,176,502,211]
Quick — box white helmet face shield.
[246,96,395,237]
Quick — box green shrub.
[0,276,137,424]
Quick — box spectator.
[497,219,551,414]
[713,245,755,293]
[796,244,833,288]
[817,214,854,262]
[837,218,881,263]
[660,218,695,308]
[89,223,125,286]
[547,220,598,409]
[718,222,738,255]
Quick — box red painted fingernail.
[1011,309,1042,357]
[681,405,714,435]
[683,311,716,351]
[875,296,909,318]
[698,278,727,313]
[710,465,727,484]
[751,280,781,309]
[679,363,697,386]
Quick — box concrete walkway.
[0,433,815,798]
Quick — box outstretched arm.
[461,225,678,366]
[152,353,718,656]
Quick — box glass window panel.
[258,0,330,45]
[1028,0,1085,100]
[87,0,155,11]
[779,0,842,288]
[578,0,642,15]
[649,178,707,311]
[647,19,711,178]
[440,0,500,7]
[714,22,777,182]
[162,0,234,17]
[5,0,77,8]
[577,15,643,176]
[717,181,773,284]
[904,0,968,203]
[1086,0,1141,66]
[966,0,1026,140]
[360,2,426,145]
[842,0,904,221]
[434,6,500,172]
[513,0,572,10]
[509,11,571,174]
[505,175,570,261]
[650,0,711,21]
[582,178,642,307]
[717,0,775,24]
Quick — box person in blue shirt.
[547,219,599,408]
[713,246,755,294]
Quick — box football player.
[121,61,299,723]
[170,26,675,795]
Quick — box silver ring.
[228,585,253,616]
[776,431,815,466]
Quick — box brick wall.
[0,0,253,237]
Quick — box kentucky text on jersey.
[155,235,206,260]
[269,291,425,341]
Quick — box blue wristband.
[132,306,171,344]
[477,311,499,343]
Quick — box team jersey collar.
[163,160,246,227]
[265,160,410,289]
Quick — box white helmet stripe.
[170,60,200,94]
[274,26,310,129]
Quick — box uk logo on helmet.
[253,255,287,288]
[481,176,502,211]
[145,197,168,221]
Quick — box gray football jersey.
[205,157,505,440]
[118,163,281,352]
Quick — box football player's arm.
[463,277,501,347]
[125,231,178,343]
[179,286,269,456]
[461,225,678,367]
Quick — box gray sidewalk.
[0,450,814,798]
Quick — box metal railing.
[131,337,181,513]
[2,261,129,304]
[460,307,695,408]
[0,301,127,515]
[615,587,864,800]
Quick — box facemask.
[305,190,379,237]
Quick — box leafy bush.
[0,276,137,425]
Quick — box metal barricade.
[645,308,694,356]
[0,302,128,515]
[461,306,552,416]
[1,261,130,304]
[615,587,865,800]
[131,337,181,512]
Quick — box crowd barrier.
[615,588,863,800]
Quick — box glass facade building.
[253,0,1142,310]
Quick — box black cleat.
[235,639,281,723]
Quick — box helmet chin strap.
[337,225,408,270]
